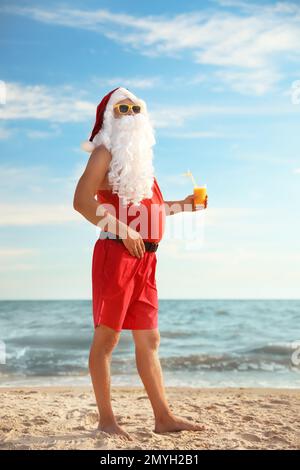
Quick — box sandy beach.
[0,386,299,450]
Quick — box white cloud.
[3,3,300,94]
[1,80,299,130]
[214,68,283,95]
[159,206,262,247]
[92,76,161,89]
[150,101,300,129]
[215,0,300,16]
[26,124,61,139]
[0,163,86,225]
[0,248,36,257]
[0,163,260,228]
[0,164,59,200]
[0,156,125,228]
[0,203,81,226]
[0,82,94,123]
[156,236,300,299]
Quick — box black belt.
[99,231,159,253]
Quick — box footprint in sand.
[239,433,261,443]
[135,430,154,439]
[32,418,49,425]
[264,431,289,444]
[242,415,254,421]
[260,404,274,409]
[84,412,99,425]
[205,405,217,410]
[66,410,82,419]
[269,399,290,405]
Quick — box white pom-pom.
[81,140,96,153]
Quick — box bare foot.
[98,422,133,441]
[154,415,206,434]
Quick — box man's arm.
[73,145,129,238]
[164,200,185,216]
[164,193,208,216]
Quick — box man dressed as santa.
[73,87,208,440]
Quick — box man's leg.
[89,323,132,440]
[132,328,205,433]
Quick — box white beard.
[107,113,156,206]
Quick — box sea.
[0,299,299,388]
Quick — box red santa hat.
[81,86,146,153]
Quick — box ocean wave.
[247,343,300,356]
[2,339,300,376]
[160,350,300,372]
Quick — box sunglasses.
[113,104,141,114]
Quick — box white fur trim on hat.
[80,140,96,153]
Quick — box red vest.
[96,177,166,243]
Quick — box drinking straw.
[181,169,198,188]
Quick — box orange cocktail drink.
[193,185,207,209]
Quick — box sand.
[0,386,299,450]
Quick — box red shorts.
[92,238,158,332]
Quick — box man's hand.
[182,194,208,211]
[122,226,146,258]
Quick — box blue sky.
[0,0,300,299]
